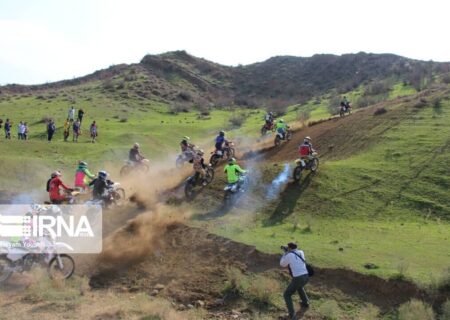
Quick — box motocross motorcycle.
[85,181,126,208]
[339,103,352,117]
[223,174,250,207]
[120,158,149,176]
[209,141,235,167]
[261,121,275,135]
[176,149,196,168]
[0,238,75,284]
[274,127,292,146]
[184,165,215,200]
[293,153,319,182]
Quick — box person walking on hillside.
[18,121,25,140]
[23,122,29,140]
[63,118,70,142]
[68,106,76,122]
[4,119,11,139]
[73,119,81,142]
[280,242,310,319]
[47,119,56,142]
[78,108,85,124]
[89,120,97,143]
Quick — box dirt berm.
[88,222,442,312]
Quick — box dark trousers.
[284,274,309,317]
[48,131,54,141]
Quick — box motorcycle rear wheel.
[184,181,196,200]
[205,167,215,184]
[120,165,132,177]
[48,254,75,280]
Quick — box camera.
[281,245,288,252]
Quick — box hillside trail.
[84,94,448,315]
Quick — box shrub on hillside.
[119,117,128,123]
[328,95,342,115]
[103,79,115,91]
[318,300,341,320]
[177,91,192,102]
[414,98,427,109]
[357,95,381,108]
[169,103,191,114]
[397,299,435,320]
[116,80,125,90]
[229,115,245,128]
[364,81,390,96]
[373,107,387,116]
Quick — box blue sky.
[1,0,449,85]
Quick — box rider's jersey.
[89,178,112,199]
[215,135,225,145]
[276,122,287,130]
[224,164,246,183]
[49,177,71,200]
[75,165,95,187]
[129,148,144,162]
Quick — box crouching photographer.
[280,242,310,319]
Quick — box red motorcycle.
[261,121,275,135]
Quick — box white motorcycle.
[85,181,126,208]
[0,238,75,283]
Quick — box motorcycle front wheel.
[113,188,126,206]
[310,158,319,172]
[184,181,196,200]
[48,254,75,280]
[0,256,13,284]
[274,135,281,146]
[120,165,132,177]
[205,167,215,184]
[293,166,303,182]
[209,154,220,167]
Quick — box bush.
[246,276,280,307]
[414,98,427,109]
[229,115,245,128]
[358,304,380,320]
[397,299,435,320]
[442,74,450,84]
[103,79,115,91]
[364,81,390,96]
[374,107,387,116]
[357,95,380,108]
[169,103,191,114]
[119,118,128,123]
[328,95,342,115]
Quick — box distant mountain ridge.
[1,51,449,107]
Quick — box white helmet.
[133,142,140,149]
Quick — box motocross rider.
[299,136,316,161]
[193,149,208,186]
[215,130,227,152]
[180,136,196,161]
[264,112,275,128]
[89,171,114,206]
[74,161,96,191]
[47,171,74,204]
[276,119,288,139]
[224,158,246,191]
[129,142,146,164]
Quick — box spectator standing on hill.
[47,120,56,142]
[280,242,310,319]
[73,119,81,142]
[68,106,76,122]
[78,108,85,123]
[63,118,70,142]
[90,121,97,143]
[18,121,24,140]
[23,122,29,140]
[4,119,11,139]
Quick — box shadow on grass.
[262,172,314,226]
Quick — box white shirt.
[69,108,75,118]
[18,124,25,134]
[280,249,308,277]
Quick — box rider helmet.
[197,149,204,156]
[79,161,88,166]
[279,119,284,123]
[228,157,236,164]
[51,171,61,178]
[269,112,273,116]
[304,136,311,143]
[133,142,140,149]
[98,171,108,179]
[219,130,225,136]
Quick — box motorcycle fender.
[216,150,223,156]
[55,242,75,252]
